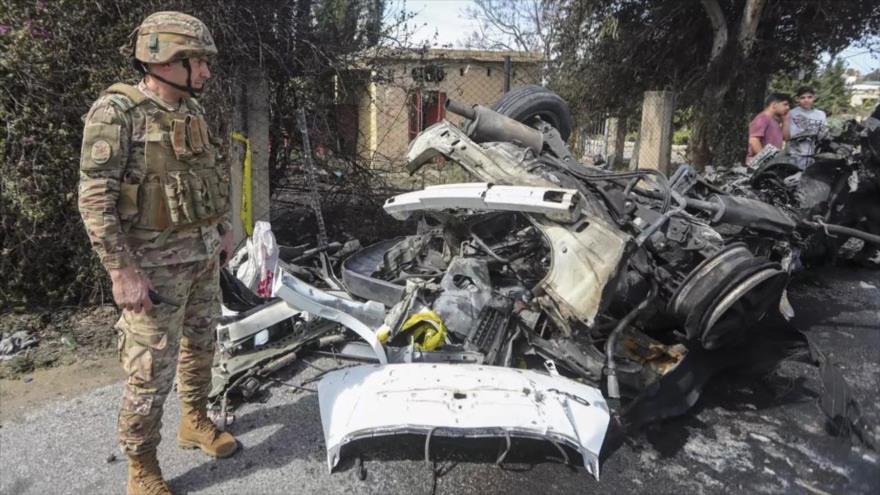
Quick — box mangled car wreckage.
[210,87,880,478]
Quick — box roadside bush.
[1,0,394,307]
[0,0,154,305]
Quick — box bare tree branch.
[700,0,728,62]
[737,0,766,56]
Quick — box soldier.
[77,11,237,495]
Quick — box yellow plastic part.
[231,132,253,236]
[376,324,391,344]
[400,308,447,351]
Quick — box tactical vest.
[104,83,229,232]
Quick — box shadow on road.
[169,392,324,492]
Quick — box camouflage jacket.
[78,81,231,271]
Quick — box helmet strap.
[132,58,147,75]
[180,58,201,98]
[145,59,202,98]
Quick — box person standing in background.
[784,86,827,169]
[747,92,790,163]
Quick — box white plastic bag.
[234,220,279,297]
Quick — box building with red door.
[339,48,542,186]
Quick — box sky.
[836,45,880,74]
[394,0,480,48]
[395,0,880,74]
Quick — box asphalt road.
[1,267,878,495]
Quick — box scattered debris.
[749,432,772,443]
[795,479,833,495]
[208,87,880,478]
[0,306,118,379]
[319,363,609,479]
[60,335,77,350]
[0,331,38,360]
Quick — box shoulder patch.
[81,123,121,170]
[91,139,112,164]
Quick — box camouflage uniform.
[78,75,230,455]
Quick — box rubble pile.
[209,88,880,476]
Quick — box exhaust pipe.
[445,99,544,155]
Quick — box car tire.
[491,85,573,140]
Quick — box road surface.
[1,267,878,494]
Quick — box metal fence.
[232,51,690,249]
[587,92,683,172]
[334,50,545,189]
[285,51,684,189]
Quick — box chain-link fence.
[335,49,544,188]
[571,116,610,161]
[262,50,546,246]
[587,91,686,173]
[263,52,692,249]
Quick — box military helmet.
[128,11,217,64]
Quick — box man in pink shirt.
[746,92,790,162]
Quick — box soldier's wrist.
[104,252,137,273]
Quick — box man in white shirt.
[784,86,827,169]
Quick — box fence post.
[231,81,245,244]
[635,90,675,174]
[231,70,271,244]
[601,117,609,159]
[605,117,626,168]
[503,55,512,93]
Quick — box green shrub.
[1,0,390,307]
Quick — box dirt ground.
[0,355,123,423]
[0,200,409,424]
[0,305,121,422]
[0,305,118,377]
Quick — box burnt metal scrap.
[210,88,880,477]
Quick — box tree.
[815,60,853,115]
[0,0,393,305]
[551,0,880,167]
[459,0,558,79]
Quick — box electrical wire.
[802,217,880,245]
[536,154,674,214]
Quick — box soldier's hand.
[109,266,154,313]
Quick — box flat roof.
[356,47,543,65]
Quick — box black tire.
[491,85,573,140]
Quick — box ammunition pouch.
[109,86,229,231]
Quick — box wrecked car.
[209,87,880,478]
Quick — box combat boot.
[177,400,238,458]
[127,451,172,495]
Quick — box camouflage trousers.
[115,257,219,455]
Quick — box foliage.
[673,127,691,146]
[459,0,557,56]
[458,0,559,90]
[0,0,390,307]
[672,107,693,145]
[816,60,855,116]
[1,0,157,306]
[550,0,880,167]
